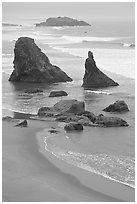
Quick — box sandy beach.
[2,110,135,202]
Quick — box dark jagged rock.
[35,17,91,27]
[82,51,119,88]
[9,37,72,83]
[49,90,68,97]
[15,119,28,127]
[103,100,129,113]
[64,122,83,131]
[94,114,129,127]
[25,88,43,94]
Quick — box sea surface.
[2,19,135,188]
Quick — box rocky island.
[35,16,91,27]
[82,51,119,88]
[9,37,72,83]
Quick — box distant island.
[2,23,22,27]
[35,16,91,27]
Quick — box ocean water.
[2,20,135,188]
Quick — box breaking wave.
[61,35,119,43]
[85,90,112,95]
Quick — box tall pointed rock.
[9,37,72,83]
[82,51,119,88]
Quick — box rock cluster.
[9,37,72,83]
[37,99,129,128]
[82,51,119,88]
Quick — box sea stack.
[9,37,72,83]
[82,51,119,88]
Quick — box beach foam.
[61,35,119,43]
[39,129,135,189]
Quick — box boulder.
[64,122,83,131]
[35,17,91,27]
[24,88,43,94]
[53,99,85,114]
[103,100,129,113]
[94,114,129,127]
[15,119,28,127]
[82,51,119,88]
[49,90,68,97]
[9,37,72,83]
[38,100,85,117]
[38,107,53,117]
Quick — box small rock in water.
[64,122,83,131]
[103,100,129,113]
[94,114,129,127]
[15,119,28,127]
[49,90,68,97]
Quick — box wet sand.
[2,112,135,202]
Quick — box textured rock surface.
[94,114,129,127]
[82,51,119,88]
[38,99,85,116]
[9,37,72,83]
[53,99,85,114]
[55,115,93,126]
[49,90,68,97]
[77,111,96,123]
[103,100,129,113]
[35,17,91,27]
[64,122,84,131]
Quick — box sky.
[2,2,135,24]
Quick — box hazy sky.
[2,2,135,24]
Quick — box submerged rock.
[49,90,68,97]
[25,88,43,94]
[103,100,129,113]
[2,116,20,123]
[82,51,119,88]
[9,37,72,83]
[94,114,129,127]
[15,119,28,127]
[64,122,84,131]
[35,17,91,27]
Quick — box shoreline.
[2,109,135,202]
